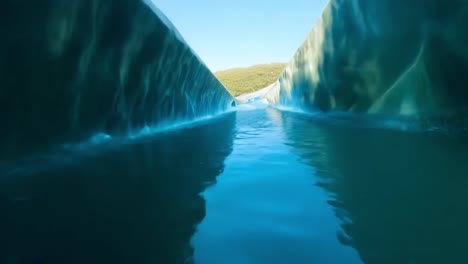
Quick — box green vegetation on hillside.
[215,63,286,96]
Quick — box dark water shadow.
[277,110,468,264]
[0,112,236,264]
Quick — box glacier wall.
[0,0,233,159]
[265,0,468,116]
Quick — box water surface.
[1,106,468,264]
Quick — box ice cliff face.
[265,0,468,116]
[0,0,233,159]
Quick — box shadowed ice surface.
[0,0,233,160]
[265,0,468,117]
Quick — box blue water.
[193,107,362,264]
[1,105,468,264]
[3,0,468,263]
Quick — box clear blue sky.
[152,0,329,72]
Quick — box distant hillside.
[215,63,286,96]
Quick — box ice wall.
[0,0,233,159]
[265,0,468,116]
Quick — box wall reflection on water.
[0,113,236,264]
[275,109,468,264]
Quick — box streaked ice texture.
[0,0,233,160]
[265,0,468,117]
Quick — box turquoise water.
[2,1,468,263]
[192,107,362,264]
[1,105,468,264]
